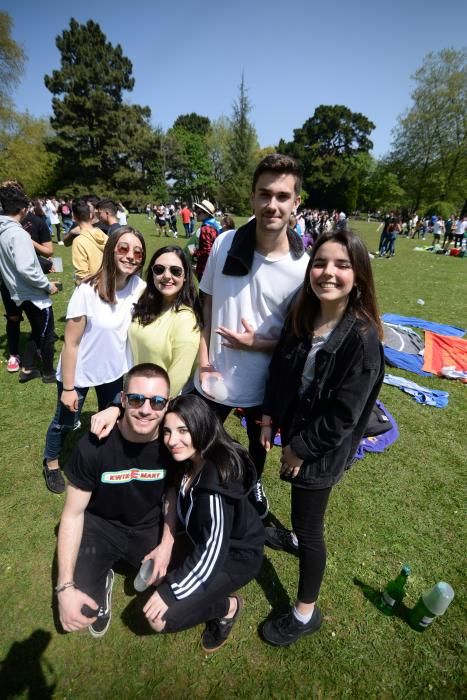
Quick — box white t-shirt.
[194,229,309,407]
[57,276,146,387]
[45,200,60,225]
[117,210,128,225]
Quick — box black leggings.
[291,485,332,603]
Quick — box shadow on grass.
[353,577,411,623]
[256,554,290,613]
[0,630,56,699]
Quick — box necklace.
[313,319,339,337]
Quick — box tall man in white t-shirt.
[194,154,309,518]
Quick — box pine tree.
[44,18,155,195]
[222,75,258,214]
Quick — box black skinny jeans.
[291,485,332,603]
[1,281,21,356]
[21,300,55,373]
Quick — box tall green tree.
[359,158,407,213]
[173,113,211,136]
[206,116,233,203]
[390,48,467,213]
[166,113,215,202]
[44,18,158,195]
[221,75,258,214]
[0,12,56,195]
[0,112,56,195]
[279,105,375,211]
[0,11,25,110]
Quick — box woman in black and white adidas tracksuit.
[143,394,264,652]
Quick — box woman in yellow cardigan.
[128,245,202,395]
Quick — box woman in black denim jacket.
[260,229,384,647]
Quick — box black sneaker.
[265,527,299,556]
[89,570,115,639]
[43,462,66,494]
[19,368,41,383]
[250,480,269,519]
[42,372,57,384]
[262,606,322,647]
[201,595,244,653]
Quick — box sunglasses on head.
[152,264,184,278]
[125,393,168,410]
[116,242,144,262]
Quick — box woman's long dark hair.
[132,245,202,329]
[33,200,46,218]
[164,395,250,484]
[290,229,383,340]
[86,226,146,304]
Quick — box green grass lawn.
[0,215,465,698]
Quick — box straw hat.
[194,199,216,217]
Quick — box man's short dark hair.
[84,194,100,208]
[0,181,30,215]
[71,198,91,223]
[123,363,170,394]
[97,199,118,217]
[252,154,303,196]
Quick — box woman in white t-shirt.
[42,227,146,494]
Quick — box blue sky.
[5,0,466,157]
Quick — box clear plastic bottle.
[201,374,228,402]
[134,559,154,592]
[409,582,454,632]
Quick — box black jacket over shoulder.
[262,312,385,489]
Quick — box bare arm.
[60,316,87,411]
[198,294,223,397]
[63,228,80,247]
[57,484,99,631]
[32,239,54,257]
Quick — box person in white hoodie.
[0,182,59,383]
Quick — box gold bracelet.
[55,581,75,594]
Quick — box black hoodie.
[158,459,264,606]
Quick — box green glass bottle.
[409,582,454,632]
[378,565,411,615]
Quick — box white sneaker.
[58,241,65,246]
[7,355,20,372]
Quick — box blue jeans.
[44,377,123,462]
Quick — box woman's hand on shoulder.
[90,406,120,440]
